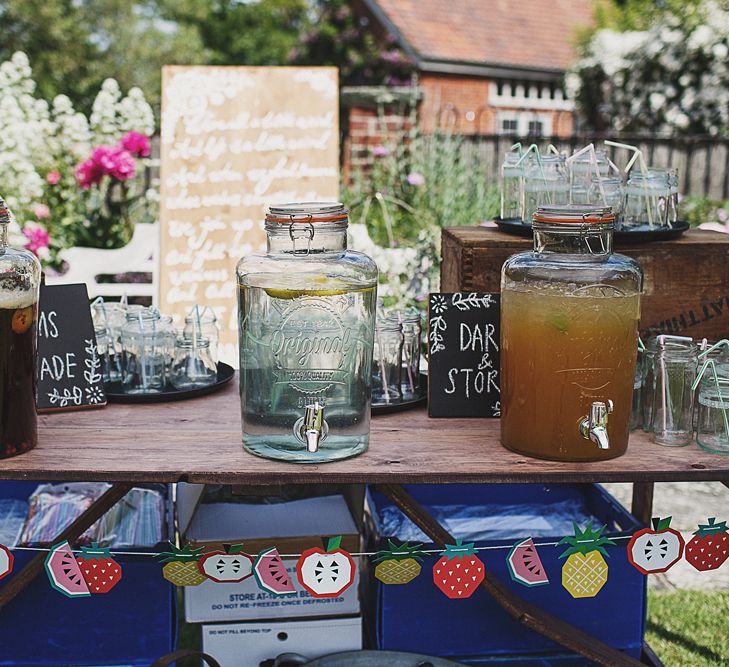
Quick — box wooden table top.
[2,378,728,485]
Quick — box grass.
[647,590,729,666]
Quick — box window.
[501,118,518,135]
[527,120,544,136]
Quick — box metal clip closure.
[579,400,613,450]
[289,214,314,255]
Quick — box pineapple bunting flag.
[158,543,207,586]
[558,522,616,599]
[373,540,424,585]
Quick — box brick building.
[344,0,594,165]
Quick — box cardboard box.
[181,489,361,623]
[202,616,362,667]
[366,483,646,661]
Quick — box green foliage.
[291,0,415,87]
[159,0,309,66]
[680,194,729,227]
[591,0,704,32]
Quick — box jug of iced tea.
[237,203,378,463]
[501,205,642,461]
[0,199,41,458]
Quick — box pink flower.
[22,223,50,256]
[46,171,61,185]
[718,208,728,223]
[75,145,136,187]
[372,146,390,157]
[406,172,425,186]
[32,203,51,220]
[120,131,150,158]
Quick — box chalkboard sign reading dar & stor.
[428,293,500,418]
[36,283,106,413]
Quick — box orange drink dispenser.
[500,205,643,461]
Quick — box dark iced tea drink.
[0,296,38,457]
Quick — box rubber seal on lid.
[533,204,615,225]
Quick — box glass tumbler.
[169,338,217,390]
[373,319,403,404]
[650,336,698,446]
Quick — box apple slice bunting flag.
[297,536,356,598]
[432,539,485,599]
[628,517,684,575]
[0,543,13,581]
[198,544,255,583]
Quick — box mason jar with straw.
[387,308,422,400]
[623,172,670,230]
[570,148,609,200]
[522,154,569,224]
[500,149,524,221]
[183,305,220,364]
[120,309,168,394]
[91,297,128,382]
[692,340,729,454]
[589,177,624,224]
[372,318,403,404]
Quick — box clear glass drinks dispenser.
[501,205,643,461]
[237,203,378,463]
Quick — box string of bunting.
[0,517,727,600]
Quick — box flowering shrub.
[344,115,499,310]
[0,52,156,268]
[680,194,729,231]
[567,0,729,135]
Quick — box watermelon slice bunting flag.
[254,547,296,596]
[45,541,91,598]
[507,537,549,587]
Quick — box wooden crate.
[441,227,729,340]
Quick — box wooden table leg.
[631,482,655,525]
[0,482,133,611]
[375,484,643,667]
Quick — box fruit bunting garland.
[45,541,92,598]
[628,517,684,575]
[158,543,207,587]
[0,543,13,581]
[373,540,424,585]
[297,536,356,598]
[558,522,616,599]
[76,543,122,594]
[433,539,485,599]
[685,518,729,572]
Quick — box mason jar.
[523,155,569,226]
[501,204,643,461]
[589,177,624,224]
[169,337,217,390]
[183,307,220,364]
[500,151,524,221]
[622,171,670,230]
[372,318,403,404]
[236,203,378,463]
[695,359,729,454]
[120,309,168,394]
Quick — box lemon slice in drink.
[264,275,350,299]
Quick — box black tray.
[105,362,235,403]
[372,374,427,415]
[494,217,690,243]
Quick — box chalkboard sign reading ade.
[36,283,106,412]
[428,293,500,418]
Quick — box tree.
[568,0,729,134]
[291,0,415,87]
[158,0,309,66]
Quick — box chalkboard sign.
[427,293,500,418]
[36,283,106,412]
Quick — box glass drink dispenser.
[237,203,378,463]
[500,205,643,461]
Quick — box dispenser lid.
[266,202,348,224]
[533,204,615,225]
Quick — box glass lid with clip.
[500,204,643,461]
[236,202,378,463]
